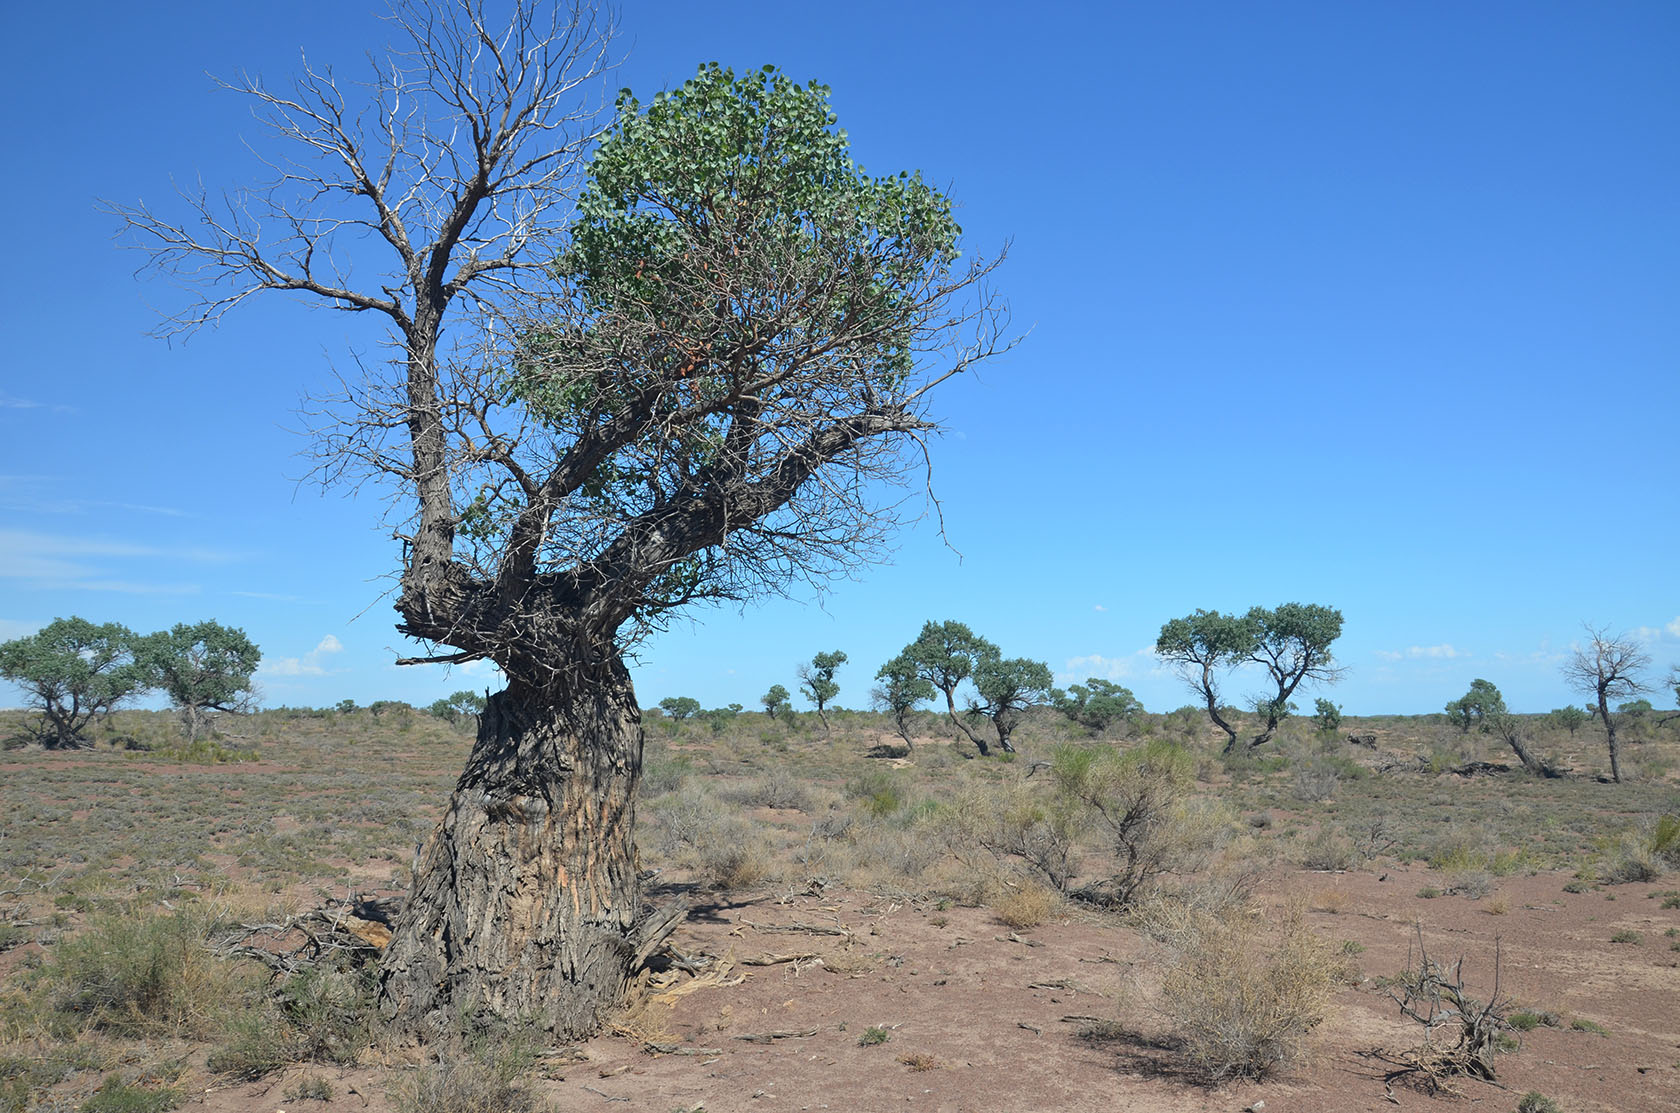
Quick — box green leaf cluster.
[1052,678,1143,732]
[1444,678,1506,733]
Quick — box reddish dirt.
[186,867,1680,1113]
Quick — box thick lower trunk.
[1599,695,1620,783]
[379,661,645,1039]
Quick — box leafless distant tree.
[1561,625,1651,783]
[108,0,1009,1038]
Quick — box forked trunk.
[379,660,645,1039]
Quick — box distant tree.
[138,620,262,741]
[700,703,744,734]
[1486,708,1558,777]
[796,650,848,734]
[658,696,701,722]
[1156,603,1344,754]
[428,690,486,725]
[873,653,934,748]
[1245,603,1344,750]
[1154,609,1257,753]
[1562,626,1650,783]
[761,685,792,721]
[1548,705,1589,736]
[334,699,358,715]
[1051,678,1143,733]
[1662,666,1680,726]
[969,656,1054,753]
[369,699,413,718]
[0,618,151,749]
[1617,698,1653,719]
[1444,679,1506,734]
[1311,697,1343,734]
[895,620,1000,755]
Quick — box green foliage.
[1157,604,1343,750]
[873,652,936,743]
[1446,679,1507,733]
[48,907,256,1039]
[894,620,1002,753]
[427,690,485,724]
[1548,705,1589,735]
[760,684,791,720]
[1051,678,1143,732]
[798,650,848,718]
[699,703,743,733]
[138,620,260,740]
[80,1077,183,1113]
[1311,697,1343,733]
[969,655,1053,752]
[1515,1094,1562,1113]
[846,768,907,818]
[858,1026,891,1046]
[0,617,151,748]
[1616,698,1653,718]
[658,696,701,722]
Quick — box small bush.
[1515,1094,1562,1113]
[395,1056,544,1113]
[726,769,813,812]
[80,1077,182,1113]
[846,769,906,818]
[1609,930,1641,945]
[206,1010,293,1080]
[49,907,256,1038]
[1569,1017,1608,1036]
[993,884,1060,929]
[858,1026,891,1046]
[1155,903,1337,1082]
[283,1076,334,1102]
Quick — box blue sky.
[1,0,1675,716]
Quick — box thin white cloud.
[0,394,73,414]
[1092,604,1106,612]
[1060,647,1160,684]
[1375,644,1466,662]
[1668,616,1680,639]
[0,529,230,593]
[259,634,347,678]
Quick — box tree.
[1155,604,1343,754]
[1562,626,1650,783]
[1154,609,1257,753]
[1245,603,1344,749]
[140,621,261,741]
[1052,678,1143,734]
[427,689,486,725]
[1444,678,1506,734]
[657,696,700,722]
[969,655,1053,753]
[1311,698,1342,734]
[1548,705,1589,736]
[761,684,792,721]
[699,703,743,734]
[114,1,1008,1037]
[796,650,847,733]
[872,652,934,748]
[1662,666,1680,726]
[895,620,1000,755]
[0,618,151,749]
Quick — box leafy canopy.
[0,617,150,747]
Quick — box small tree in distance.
[428,690,486,726]
[1311,698,1342,734]
[1548,705,1589,736]
[761,685,792,721]
[1445,679,1506,734]
[1562,626,1650,783]
[895,620,1000,755]
[797,650,848,734]
[0,618,151,749]
[1156,604,1344,754]
[969,655,1054,753]
[141,620,262,741]
[657,696,701,723]
[1052,678,1143,734]
[873,653,934,749]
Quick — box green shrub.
[858,1026,891,1046]
[206,1010,293,1080]
[1515,1092,1562,1113]
[49,908,255,1038]
[846,768,906,818]
[283,1076,334,1102]
[394,1036,546,1113]
[278,961,375,1063]
[80,1077,182,1113]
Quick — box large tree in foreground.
[1562,626,1650,784]
[113,1,1005,1039]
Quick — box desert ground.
[1,703,1676,1113]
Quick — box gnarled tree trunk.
[378,658,645,1038]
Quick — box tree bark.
[1598,691,1620,784]
[379,657,646,1039]
[938,687,989,756]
